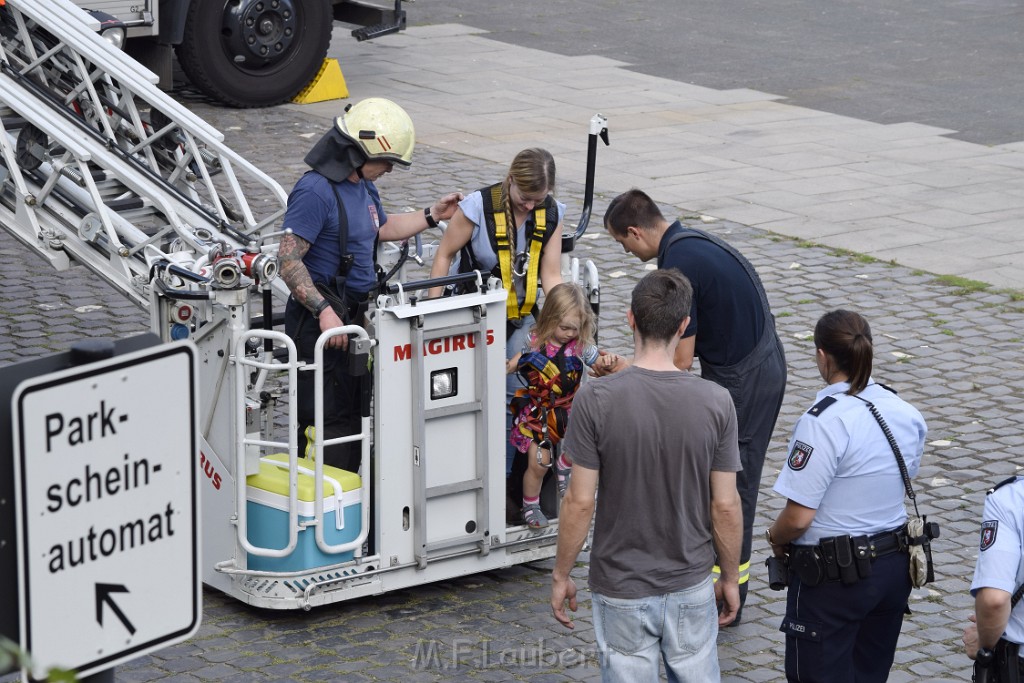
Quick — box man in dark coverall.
[599,188,787,621]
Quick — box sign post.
[10,341,200,680]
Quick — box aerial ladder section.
[0,0,289,306]
[1,0,606,612]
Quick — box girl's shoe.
[522,502,549,528]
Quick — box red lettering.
[199,452,222,490]
[394,343,412,361]
[391,329,498,360]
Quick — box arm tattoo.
[278,234,323,312]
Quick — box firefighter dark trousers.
[285,294,369,473]
[703,322,787,609]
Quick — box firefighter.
[279,97,462,471]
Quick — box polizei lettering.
[394,329,496,362]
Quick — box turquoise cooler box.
[245,455,362,572]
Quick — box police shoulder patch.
[788,441,814,471]
[980,520,998,551]
[807,396,836,417]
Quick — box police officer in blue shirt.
[279,98,462,471]
[963,475,1024,681]
[766,310,927,683]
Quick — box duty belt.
[789,524,909,587]
[864,525,910,558]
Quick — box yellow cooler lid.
[247,454,361,501]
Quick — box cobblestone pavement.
[2,97,1023,682]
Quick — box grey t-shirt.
[564,366,741,599]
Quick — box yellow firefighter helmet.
[335,97,415,167]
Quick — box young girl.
[508,283,616,528]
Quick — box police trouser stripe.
[711,562,751,585]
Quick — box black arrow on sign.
[95,583,136,635]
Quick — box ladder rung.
[426,478,483,499]
[107,196,145,211]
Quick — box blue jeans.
[592,576,721,683]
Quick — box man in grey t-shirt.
[551,270,743,682]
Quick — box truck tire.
[176,0,332,108]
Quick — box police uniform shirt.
[970,476,1024,647]
[773,380,928,546]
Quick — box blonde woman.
[429,148,566,492]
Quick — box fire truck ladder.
[0,0,289,308]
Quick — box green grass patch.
[826,247,876,263]
[934,275,990,295]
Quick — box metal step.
[351,21,402,42]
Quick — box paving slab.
[299,24,1024,290]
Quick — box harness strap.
[483,183,552,322]
[520,207,546,319]
[490,185,519,321]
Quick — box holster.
[995,638,1021,683]
[766,555,790,591]
[974,639,1022,683]
[790,546,826,587]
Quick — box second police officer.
[963,474,1024,682]
[766,310,928,683]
